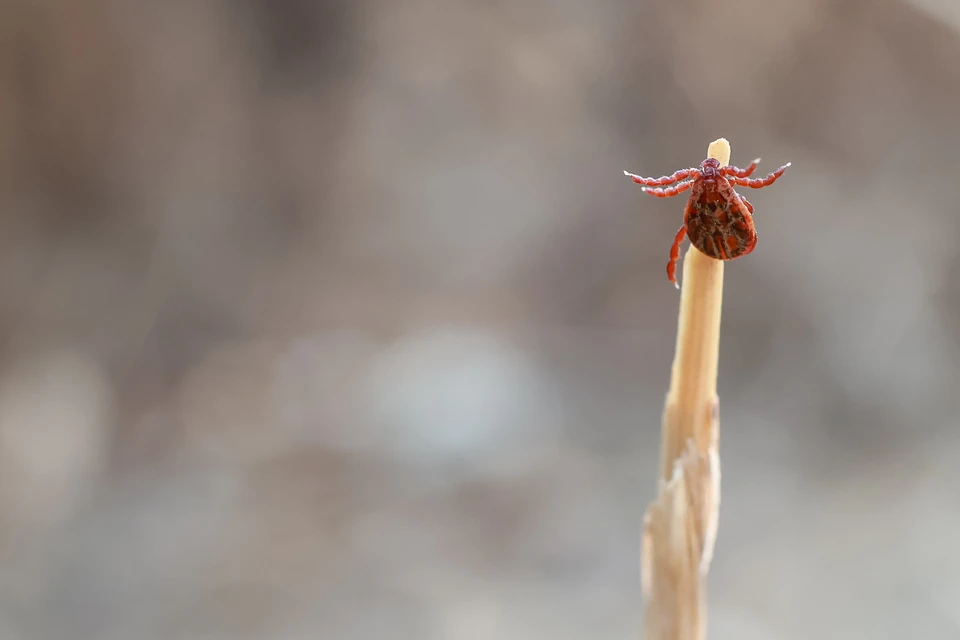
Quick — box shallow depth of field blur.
[1,1,959,638]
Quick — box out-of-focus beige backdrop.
[1,0,959,638]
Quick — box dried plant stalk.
[641,138,729,640]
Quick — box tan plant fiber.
[641,138,729,640]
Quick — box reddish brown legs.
[667,225,686,288]
[624,167,699,187]
[740,195,754,214]
[642,180,694,198]
[721,158,761,178]
[729,162,791,189]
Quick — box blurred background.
[0,0,959,638]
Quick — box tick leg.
[721,158,761,178]
[642,180,693,198]
[730,162,791,189]
[624,167,699,187]
[740,195,754,214]
[667,225,686,289]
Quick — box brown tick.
[624,155,790,288]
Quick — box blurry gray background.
[0,0,959,638]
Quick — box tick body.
[624,156,790,288]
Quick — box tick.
[624,155,790,288]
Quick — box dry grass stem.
[641,138,729,640]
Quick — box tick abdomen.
[685,183,756,261]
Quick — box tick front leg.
[667,225,686,289]
[642,180,693,198]
[721,158,761,178]
[624,167,699,187]
[729,162,791,189]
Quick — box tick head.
[699,157,721,178]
